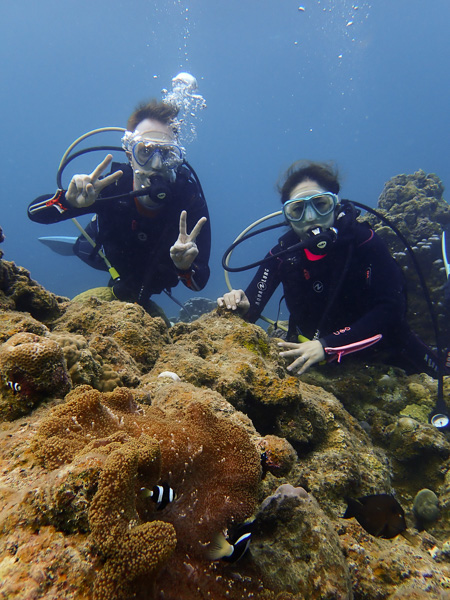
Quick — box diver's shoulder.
[355,221,376,244]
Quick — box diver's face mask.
[122,130,185,174]
[122,129,185,209]
[283,192,338,222]
[283,191,338,242]
[131,139,184,171]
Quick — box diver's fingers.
[90,154,114,182]
[66,177,79,202]
[279,348,303,359]
[66,175,91,207]
[292,356,314,375]
[96,169,123,191]
[278,341,302,351]
[218,290,240,309]
[85,183,97,204]
[188,216,207,242]
[178,210,188,239]
[284,353,308,371]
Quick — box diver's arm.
[28,191,95,223]
[242,253,282,323]
[320,232,406,350]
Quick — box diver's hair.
[127,99,180,135]
[278,161,340,203]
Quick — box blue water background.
[1,0,449,320]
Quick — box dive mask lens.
[283,193,337,222]
[132,141,183,169]
[132,141,184,170]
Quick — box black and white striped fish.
[7,381,21,393]
[140,483,175,510]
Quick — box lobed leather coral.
[0,331,71,420]
[88,435,177,600]
[33,384,263,598]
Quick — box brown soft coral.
[33,385,141,470]
[89,436,176,600]
[0,332,71,420]
[33,384,263,598]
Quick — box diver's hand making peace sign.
[170,210,207,270]
[65,154,123,208]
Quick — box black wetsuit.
[28,162,211,306]
[244,209,440,375]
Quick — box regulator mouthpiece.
[306,227,338,254]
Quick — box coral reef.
[51,297,170,371]
[0,331,71,419]
[0,258,67,322]
[2,172,450,600]
[361,170,450,345]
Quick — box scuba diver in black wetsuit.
[218,161,441,378]
[28,99,211,321]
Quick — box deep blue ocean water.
[1,0,449,320]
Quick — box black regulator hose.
[56,145,124,189]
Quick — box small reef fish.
[207,518,254,562]
[7,381,21,393]
[343,493,406,539]
[140,483,175,510]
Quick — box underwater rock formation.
[2,199,450,598]
[0,331,71,419]
[253,484,353,597]
[174,295,217,322]
[0,258,67,322]
[413,488,441,530]
[361,170,450,346]
[51,296,170,372]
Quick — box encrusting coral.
[2,170,450,598]
[51,297,171,371]
[0,257,67,322]
[0,331,71,419]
